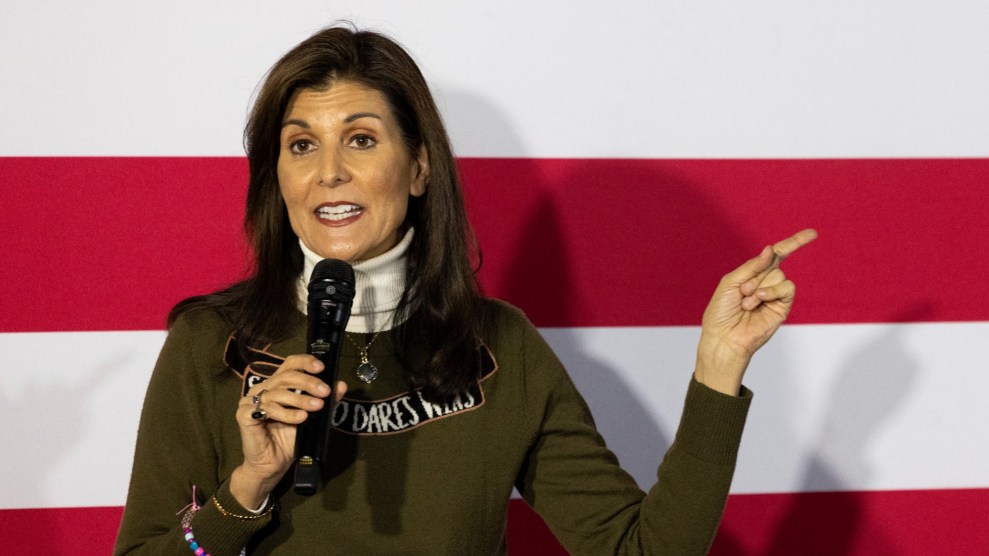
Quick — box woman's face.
[278,81,428,262]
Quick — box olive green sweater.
[115,300,751,555]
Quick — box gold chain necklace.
[346,332,381,384]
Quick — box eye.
[348,134,377,150]
[289,139,315,155]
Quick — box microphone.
[294,258,355,495]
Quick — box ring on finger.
[250,389,268,421]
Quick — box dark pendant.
[356,362,379,384]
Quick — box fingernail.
[317,383,331,395]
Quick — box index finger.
[277,354,325,374]
[771,228,818,265]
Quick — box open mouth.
[316,204,363,221]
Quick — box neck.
[297,228,413,333]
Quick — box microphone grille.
[310,258,354,285]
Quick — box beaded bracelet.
[180,502,212,556]
[176,488,271,556]
[182,525,212,556]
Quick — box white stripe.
[2,2,987,158]
[3,322,986,508]
[2,331,164,509]
[546,322,989,494]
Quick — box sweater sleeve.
[513,314,752,556]
[114,311,273,556]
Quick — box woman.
[115,26,815,555]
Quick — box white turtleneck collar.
[297,228,413,333]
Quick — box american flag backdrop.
[3,2,988,554]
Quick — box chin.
[320,250,359,263]
[300,239,357,263]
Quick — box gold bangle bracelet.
[211,495,274,520]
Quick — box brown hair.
[171,26,484,402]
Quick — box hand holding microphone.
[230,259,355,508]
[294,259,355,494]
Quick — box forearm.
[634,378,752,554]
[115,480,273,556]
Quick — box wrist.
[230,465,278,510]
[694,334,751,396]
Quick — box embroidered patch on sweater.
[223,335,498,435]
[222,336,284,393]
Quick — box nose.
[317,144,350,187]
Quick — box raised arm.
[694,229,818,395]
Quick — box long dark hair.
[171,26,484,402]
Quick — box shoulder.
[479,298,541,350]
[479,298,564,378]
[481,298,532,328]
[478,299,589,432]
[168,305,231,340]
[166,280,248,332]
[157,306,233,376]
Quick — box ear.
[409,143,429,198]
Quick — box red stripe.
[1,506,123,554]
[3,157,987,331]
[2,157,249,332]
[463,157,989,327]
[7,490,987,554]
[714,488,989,555]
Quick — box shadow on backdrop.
[442,88,809,553]
[761,306,922,555]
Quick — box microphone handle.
[293,304,346,495]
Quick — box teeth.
[317,204,362,221]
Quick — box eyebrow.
[281,118,310,129]
[281,112,383,128]
[344,112,382,123]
